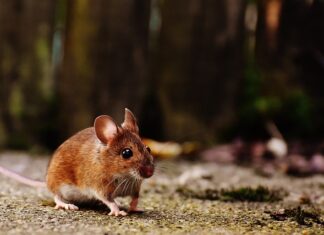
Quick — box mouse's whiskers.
[112,178,127,197]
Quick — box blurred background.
[0,0,323,154]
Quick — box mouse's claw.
[55,203,79,210]
[109,209,128,216]
[54,195,79,210]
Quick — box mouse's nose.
[139,164,154,178]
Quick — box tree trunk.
[155,0,245,142]
[0,0,55,148]
[58,0,151,139]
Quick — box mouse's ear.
[94,115,118,144]
[121,108,139,134]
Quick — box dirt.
[0,152,323,235]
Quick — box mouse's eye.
[121,148,133,159]
[146,146,151,153]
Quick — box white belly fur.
[59,177,142,202]
[59,184,98,203]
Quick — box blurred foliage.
[237,55,314,139]
[232,0,323,141]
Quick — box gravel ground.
[0,152,323,235]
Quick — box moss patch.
[220,186,284,202]
[178,186,284,202]
[40,199,56,207]
[176,187,220,200]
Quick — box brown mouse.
[0,108,154,216]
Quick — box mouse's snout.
[138,152,155,178]
[139,164,154,178]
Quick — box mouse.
[0,108,154,216]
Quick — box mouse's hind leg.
[54,195,79,210]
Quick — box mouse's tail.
[0,165,46,188]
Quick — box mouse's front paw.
[54,195,79,210]
[55,203,79,210]
[109,209,128,216]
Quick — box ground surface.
[0,152,323,235]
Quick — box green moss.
[220,186,283,202]
[176,187,220,200]
[40,199,56,207]
[177,186,284,202]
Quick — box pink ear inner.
[94,115,118,144]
